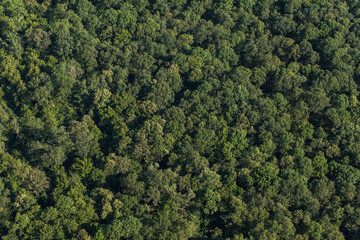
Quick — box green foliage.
[253,163,279,190]
[100,216,142,239]
[223,129,249,159]
[71,158,93,178]
[0,0,360,239]
[329,161,360,187]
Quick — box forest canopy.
[1,0,360,239]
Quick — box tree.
[69,115,101,159]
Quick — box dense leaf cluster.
[1,0,360,239]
